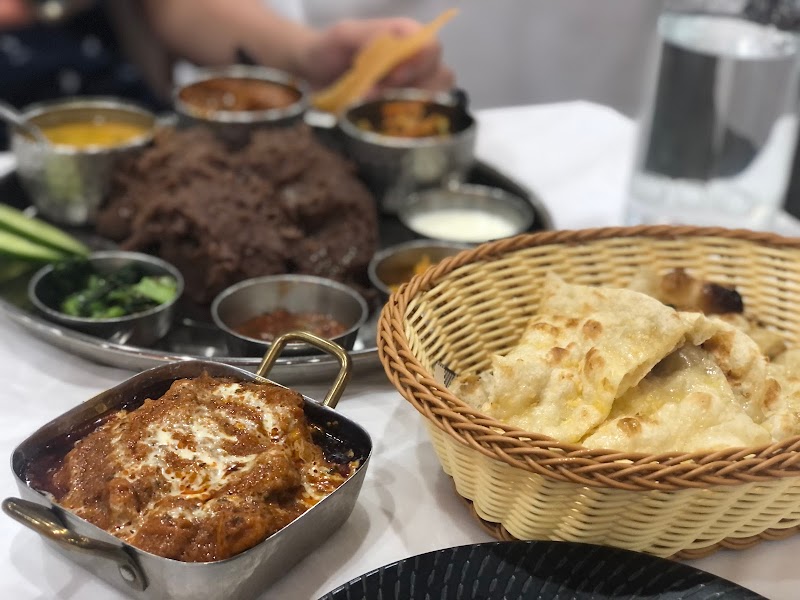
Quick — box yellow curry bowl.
[11,96,156,226]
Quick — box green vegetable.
[0,256,36,284]
[0,203,89,257]
[0,203,89,273]
[54,258,179,319]
[0,228,69,262]
[131,276,179,305]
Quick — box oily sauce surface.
[179,77,300,114]
[234,309,347,341]
[40,120,150,148]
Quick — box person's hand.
[298,17,455,93]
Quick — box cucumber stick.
[0,256,36,283]
[0,203,89,256]
[0,228,69,262]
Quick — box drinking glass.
[625,0,800,229]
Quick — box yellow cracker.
[313,8,458,113]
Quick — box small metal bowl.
[211,275,369,357]
[397,183,536,244]
[338,88,477,214]
[11,97,157,225]
[28,250,184,346]
[368,240,470,298]
[174,65,310,145]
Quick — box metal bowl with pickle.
[337,88,477,214]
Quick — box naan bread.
[627,267,743,314]
[629,268,785,359]
[762,349,800,441]
[581,345,771,453]
[535,273,693,397]
[674,312,774,422]
[455,274,691,442]
[453,273,795,452]
[773,348,800,371]
[717,313,787,359]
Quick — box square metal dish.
[4,332,372,600]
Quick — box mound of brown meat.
[96,125,378,304]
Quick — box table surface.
[2,101,799,600]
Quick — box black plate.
[318,541,765,600]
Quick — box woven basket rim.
[377,225,800,490]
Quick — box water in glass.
[626,11,800,229]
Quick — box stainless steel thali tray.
[0,159,552,383]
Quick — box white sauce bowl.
[397,183,535,244]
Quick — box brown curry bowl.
[173,65,310,146]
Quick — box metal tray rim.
[1,295,378,371]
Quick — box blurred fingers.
[415,66,456,93]
[383,42,445,87]
[377,65,455,95]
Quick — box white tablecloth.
[2,101,798,600]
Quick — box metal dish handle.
[2,497,147,592]
[255,330,352,409]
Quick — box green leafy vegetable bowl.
[28,250,184,345]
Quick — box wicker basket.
[377,226,800,560]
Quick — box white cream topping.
[104,378,335,529]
